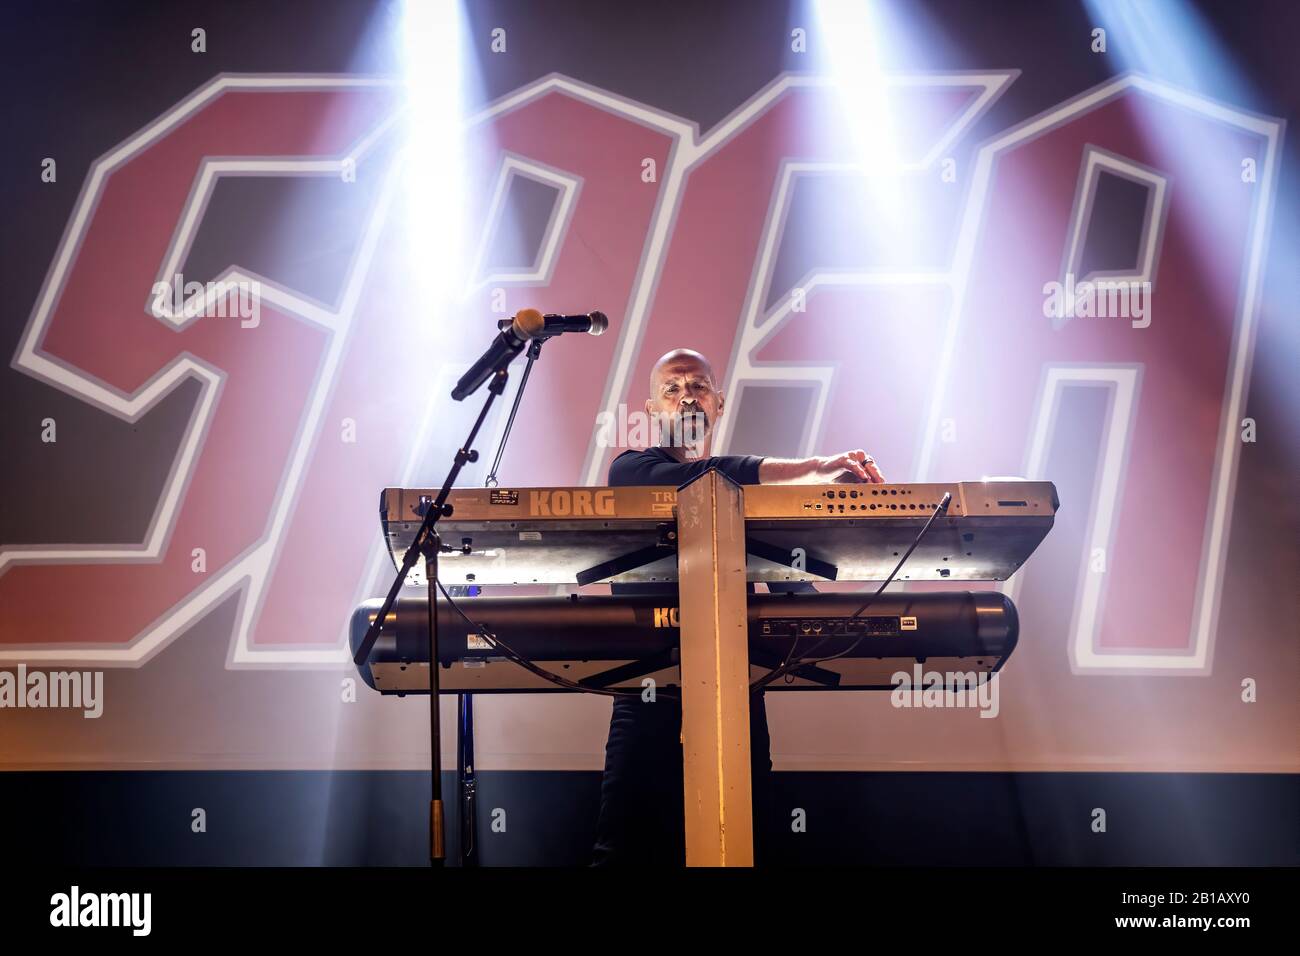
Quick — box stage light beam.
[399,0,472,303]
[814,0,906,228]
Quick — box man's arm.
[758,449,885,485]
[609,450,764,487]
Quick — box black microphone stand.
[447,336,544,867]
[353,363,513,866]
[485,336,543,487]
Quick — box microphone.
[451,308,547,401]
[495,311,608,338]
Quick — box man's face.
[645,357,724,457]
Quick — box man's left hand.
[819,449,885,484]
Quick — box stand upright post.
[422,531,445,866]
[675,470,753,866]
[457,693,478,867]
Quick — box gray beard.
[656,410,709,450]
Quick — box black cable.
[776,622,804,684]
[750,492,951,691]
[783,493,950,670]
[435,580,678,700]
[434,491,950,697]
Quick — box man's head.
[646,348,724,457]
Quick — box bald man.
[591,348,884,866]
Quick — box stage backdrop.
[1,0,1296,777]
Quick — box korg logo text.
[529,489,615,517]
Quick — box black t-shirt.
[607,446,765,488]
